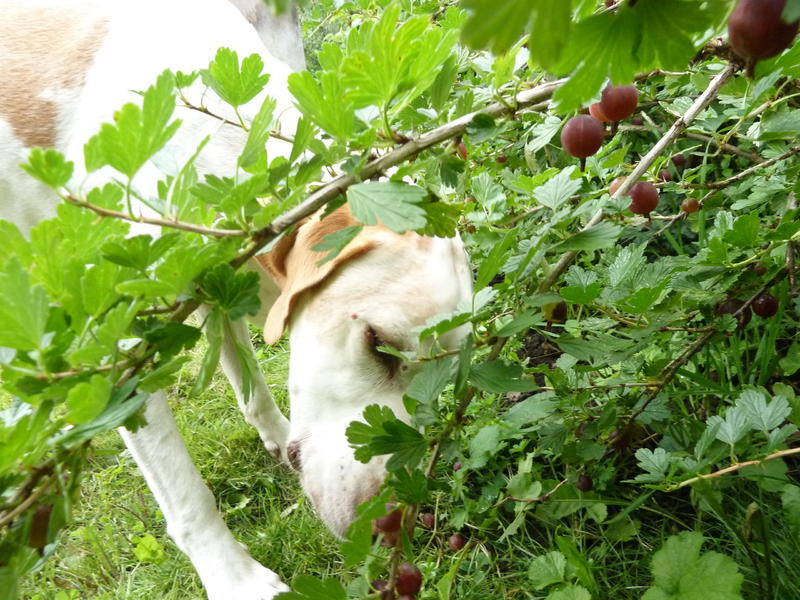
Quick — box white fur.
[0,1,472,598]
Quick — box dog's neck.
[227,0,305,72]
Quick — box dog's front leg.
[120,391,289,600]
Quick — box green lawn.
[19,332,341,599]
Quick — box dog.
[0,1,472,598]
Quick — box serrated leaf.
[85,71,180,177]
[547,584,592,600]
[528,551,567,590]
[201,48,270,108]
[468,424,504,469]
[554,222,622,252]
[0,257,50,351]
[347,181,427,233]
[534,166,581,210]
[642,531,743,600]
[723,213,760,248]
[707,406,752,446]
[56,379,148,448]
[20,148,74,189]
[239,96,276,169]
[561,282,601,305]
[504,396,557,427]
[288,70,355,141]
[66,375,112,424]
[469,361,537,393]
[635,447,672,482]
[460,0,533,55]
[311,225,363,265]
[528,0,573,70]
[192,308,224,397]
[737,390,791,432]
[405,357,454,406]
[200,264,261,321]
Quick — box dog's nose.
[286,440,302,471]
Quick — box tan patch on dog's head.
[257,206,380,343]
[0,6,108,147]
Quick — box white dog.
[0,1,472,598]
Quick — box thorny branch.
[667,446,800,491]
[65,195,247,237]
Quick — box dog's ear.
[257,208,375,343]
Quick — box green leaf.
[561,283,601,305]
[554,222,622,252]
[528,0,574,70]
[723,213,760,248]
[547,584,592,600]
[469,361,537,393]
[347,181,427,233]
[707,406,752,446]
[20,148,74,189]
[288,70,355,141]
[201,48,270,108]
[56,379,147,448]
[642,531,743,600]
[461,0,533,55]
[340,5,457,115]
[239,96,276,169]
[468,424,504,469]
[85,71,180,177]
[635,447,671,482]
[200,264,261,321]
[534,166,581,211]
[405,356,455,406]
[737,390,791,432]
[102,233,181,272]
[784,0,800,22]
[139,357,192,393]
[192,308,224,397]
[66,375,112,424]
[311,225,363,265]
[0,257,50,351]
[504,396,557,427]
[346,405,426,471]
[475,231,516,290]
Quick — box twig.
[683,132,761,162]
[38,361,130,381]
[536,381,661,392]
[621,126,762,162]
[179,101,295,143]
[666,446,800,491]
[537,64,736,294]
[788,194,798,297]
[684,145,800,189]
[65,195,247,238]
[0,474,55,528]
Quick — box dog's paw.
[256,414,290,462]
[204,561,289,600]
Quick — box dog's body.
[0,2,472,598]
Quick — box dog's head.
[257,206,472,536]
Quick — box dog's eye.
[364,326,401,376]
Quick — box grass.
[19,331,340,599]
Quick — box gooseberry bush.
[2,0,800,599]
